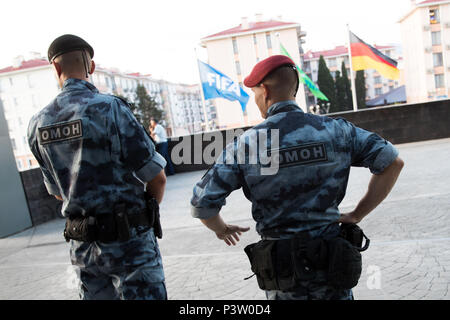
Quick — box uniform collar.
[266,100,302,118]
[62,78,99,93]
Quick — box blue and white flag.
[198,60,249,112]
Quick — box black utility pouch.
[290,238,316,282]
[327,237,362,289]
[64,216,97,242]
[275,240,298,291]
[244,241,278,291]
[114,203,130,242]
[340,223,370,252]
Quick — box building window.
[266,33,272,49]
[11,138,16,150]
[375,88,383,96]
[433,52,443,67]
[17,160,22,170]
[232,38,238,54]
[374,76,382,84]
[9,78,13,86]
[434,74,444,88]
[429,9,440,24]
[253,34,257,45]
[328,58,337,68]
[27,75,34,88]
[431,31,441,46]
[235,61,241,75]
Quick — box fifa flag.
[197,60,249,112]
[279,43,329,101]
[350,31,400,80]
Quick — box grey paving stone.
[1,138,450,300]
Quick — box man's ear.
[89,60,96,74]
[53,61,62,78]
[261,83,269,100]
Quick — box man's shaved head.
[53,50,92,75]
[261,65,299,99]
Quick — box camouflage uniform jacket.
[191,100,399,240]
[27,78,166,218]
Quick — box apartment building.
[0,55,209,171]
[399,0,450,103]
[159,81,217,136]
[303,44,403,108]
[200,15,308,129]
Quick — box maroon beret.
[244,55,296,88]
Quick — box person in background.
[150,118,175,176]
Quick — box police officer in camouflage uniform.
[190,55,404,300]
[27,35,167,300]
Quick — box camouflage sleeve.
[190,143,242,219]
[110,99,166,182]
[27,118,60,196]
[340,119,399,175]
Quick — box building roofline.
[201,23,300,43]
[304,44,397,61]
[399,0,450,23]
[0,64,51,77]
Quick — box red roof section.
[417,0,449,5]
[0,58,49,74]
[304,44,396,60]
[202,20,298,40]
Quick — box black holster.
[145,194,162,239]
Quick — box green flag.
[280,43,329,101]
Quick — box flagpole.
[194,48,211,132]
[347,24,359,112]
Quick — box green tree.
[334,71,347,112]
[355,70,366,109]
[341,61,353,110]
[134,84,163,131]
[317,55,337,113]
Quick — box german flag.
[350,31,399,80]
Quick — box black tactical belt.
[64,205,157,243]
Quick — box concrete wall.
[16,99,450,227]
[0,99,32,237]
[170,99,450,173]
[19,168,62,226]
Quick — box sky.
[0,0,414,84]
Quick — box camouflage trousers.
[70,227,167,300]
[265,271,354,300]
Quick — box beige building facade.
[201,15,308,129]
[399,0,450,103]
[0,55,207,171]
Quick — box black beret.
[47,34,94,62]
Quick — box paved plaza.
[0,138,449,300]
